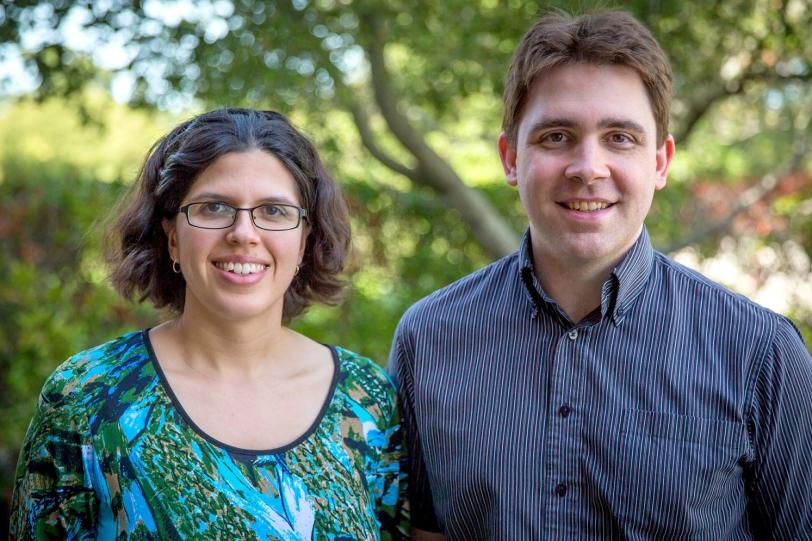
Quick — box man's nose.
[564,139,610,184]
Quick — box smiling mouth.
[562,201,612,212]
[214,261,269,275]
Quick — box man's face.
[499,63,674,273]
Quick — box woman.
[10,108,408,540]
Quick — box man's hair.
[105,108,351,322]
[502,10,672,146]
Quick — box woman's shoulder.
[40,330,150,408]
[332,346,395,390]
[331,346,398,422]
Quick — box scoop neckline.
[141,328,341,457]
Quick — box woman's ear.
[162,218,178,262]
[298,223,310,264]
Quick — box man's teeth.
[215,262,267,275]
[567,201,610,211]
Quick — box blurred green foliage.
[2,0,812,524]
[0,97,163,509]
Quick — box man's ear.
[498,132,519,187]
[162,218,178,262]
[654,134,675,191]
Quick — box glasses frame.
[178,202,308,231]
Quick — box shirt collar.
[518,230,568,325]
[518,227,655,326]
[609,227,655,325]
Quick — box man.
[389,10,812,540]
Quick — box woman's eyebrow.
[187,192,299,205]
[256,196,299,206]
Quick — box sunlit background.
[1,0,811,523]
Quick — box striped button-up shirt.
[390,228,812,540]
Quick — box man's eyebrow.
[597,118,647,134]
[526,118,578,134]
[527,118,647,133]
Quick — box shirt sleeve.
[9,381,97,540]
[373,391,411,541]
[388,321,441,533]
[745,317,812,538]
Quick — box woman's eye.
[203,202,229,214]
[259,205,284,217]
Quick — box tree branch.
[673,9,810,145]
[664,132,811,254]
[359,13,520,258]
[674,72,812,143]
[349,102,419,180]
[673,80,748,144]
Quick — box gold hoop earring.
[172,260,181,274]
[294,265,300,275]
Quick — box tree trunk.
[358,14,520,259]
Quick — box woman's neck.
[155,306,297,379]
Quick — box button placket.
[544,325,584,524]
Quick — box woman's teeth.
[215,262,267,275]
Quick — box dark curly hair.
[105,108,351,322]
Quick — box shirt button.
[567,329,578,340]
[554,483,568,497]
[559,404,572,418]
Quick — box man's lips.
[559,200,614,212]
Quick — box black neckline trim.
[141,328,341,456]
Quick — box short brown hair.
[105,108,351,322]
[502,10,672,146]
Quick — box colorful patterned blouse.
[10,330,409,540]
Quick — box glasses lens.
[187,202,236,228]
[253,204,300,230]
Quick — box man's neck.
[536,266,607,324]
[531,250,621,324]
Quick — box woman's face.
[163,149,308,325]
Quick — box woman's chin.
[184,296,285,326]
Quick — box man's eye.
[540,132,570,146]
[609,133,634,144]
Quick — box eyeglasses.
[178,202,307,231]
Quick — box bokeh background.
[2,0,811,525]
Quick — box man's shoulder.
[400,252,519,327]
[653,251,790,326]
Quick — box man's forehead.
[518,64,657,135]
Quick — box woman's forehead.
[183,150,301,203]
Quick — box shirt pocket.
[609,409,748,537]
